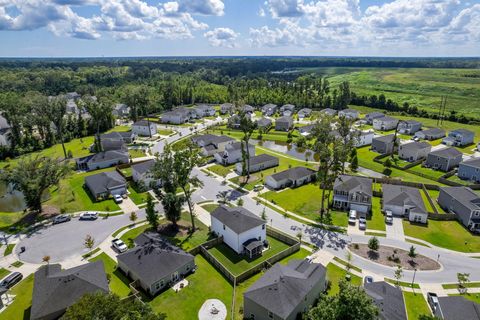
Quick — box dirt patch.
[349,243,441,271]
[158,222,191,238]
[238,175,259,184]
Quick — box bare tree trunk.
[184,189,196,232]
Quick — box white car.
[348,210,357,225]
[113,194,123,204]
[358,217,367,230]
[385,210,393,224]
[79,212,98,220]
[112,239,128,253]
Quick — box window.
[262,224,265,230]
[268,311,273,319]
[223,224,225,230]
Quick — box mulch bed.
[349,243,441,270]
[158,222,191,237]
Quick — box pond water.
[0,182,27,212]
[250,139,320,162]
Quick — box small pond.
[0,182,27,212]
[250,139,320,162]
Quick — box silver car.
[358,217,367,230]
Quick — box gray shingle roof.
[248,154,278,166]
[417,128,445,136]
[132,159,155,175]
[101,139,126,151]
[321,108,337,115]
[225,141,253,152]
[437,296,480,320]
[429,147,462,158]
[133,120,154,127]
[334,175,373,197]
[31,261,109,320]
[400,141,431,151]
[402,120,422,125]
[117,233,194,288]
[88,150,128,164]
[276,116,293,123]
[364,281,407,320]
[211,205,265,234]
[451,128,474,135]
[269,167,316,182]
[256,118,272,127]
[365,112,385,118]
[376,116,398,122]
[461,157,480,169]
[101,131,133,141]
[85,171,126,195]
[373,134,396,143]
[382,184,427,213]
[244,259,326,319]
[440,187,480,211]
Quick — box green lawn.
[403,220,480,252]
[4,243,15,256]
[207,163,235,177]
[0,267,10,279]
[261,184,348,227]
[127,185,149,206]
[442,282,480,289]
[89,253,131,298]
[119,166,133,177]
[120,224,152,248]
[157,129,174,136]
[368,197,386,231]
[326,263,362,296]
[446,174,470,186]
[426,189,447,213]
[0,274,34,320]
[403,291,431,320]
[209,125,300,144]
[128,148,146,159]
[208,236,290,275]
[45,168,120,213]
[407,164,446,181]
[200,204,219,213]
[0,211,27,230]
[148,254,233,320]
[420,189,435,213]
[384,278,420,289]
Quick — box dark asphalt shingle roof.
[400,141,431,151]
[440,187,480,211]
[373,134,396,143]
[365,112,385,119]
[132,159,155,175]
[225,141,253,152]
[437,296,480,320]
[382,184,427,214]
[417,128,445,136]
[133,120,154,127]
[256,118,272,127]
[192,134,235,145]
[268,167,316,182]
[461,157,480,169]
[211,205,265,234]
[248,154,278,166]
[334,175,373,197]
[31,261,109,320]
[85,171,126,195]
[429,147,462,159]
[375,116,398,123]
[450,129,474,136]
[117,233,194,287]
[244,259,326,319]
[364,281,407,320]
[101,131,133,140]
[88,150,128,164]
[276,116,293,123]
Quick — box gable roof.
[376,115,398,123]
[365,112,385,119]
[85,171,126,195]
[417,128,445,136]
[382,184,427,213]
[373,134,396,143]
[132,159,155,175]
[256,118,272,127]
[437,296,480,320]
[400,119,422,126]
[192,134,234,145]
[400,141,431,152]
[89,150,128,164]
[461,157,480,169]
[244,259,326,319]
[450,128,474,136]
[31,261,109,320]
[100,131,133,141]
[268,166,316,182]
[133,120,155,127]
[340,108,359,114]
[440,187,480,211]
[364,281,407,320]
[429,147,462,158]
[117,233,194,287]
[248,154,278,166]
[225,141,253,152]
[334,175,373,197]
[276,116,293,123]
[211,205,265,234]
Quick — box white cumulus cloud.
[204,27,238,47]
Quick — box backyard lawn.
[403,291,431,320]
[1,274,34,320]
[208,236,291,275]
[148,255,233,320]
[326,263,361,296]
[368,197,386,231]
[209,126,300,144]
[120,224,152,248]
[89,252,131,298]
[426,189,447,213]
[403,220,480,252]
[261,184,348,227]
[200,204,219,213]
[420,189,435,212]
[128,148,146,159]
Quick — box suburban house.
[191,134,235,156]
[117,233,196,296]
[320,108,337,116]
[365,112,385,124]
[228,113,252,129]
[442,129,475,147]
[414,128,446,141]
[256,118,272,130]
[112,103,130,118]
[458,158,480,183]
[338,108,360,120]
[97,131,135,152]
[30,261,109,320]
[280,104,295,116]
[220,103,234,114]
[371,134,398,154]
[85,170,127,199]
[243,259,326,320]
[431,296,480,320]
[373,116,399,131]
[235,154,279,174]
[332,175,373,216]
[0,115,11,147]
[265,167,316,190]
[298,124,315,136]
[214,142,255,165]
[65,99,80,114]
[161,107,195,124]
[132,159,161,189]
[242,105,255,114]
[262,103,278,116]
[298,108,312,119]
[101,131,135,144]
[275,116,294,131]
[398,120,422,135]
[425,147,463,172]
[132,120,157,137]
[76,149,129,171]
[438,187,480,233]
[364,281,407,320]
[382,184,428,223]
[211,206,266,258]
[193,104,216,117]
[354,130,375,147]
[398,141,432,162]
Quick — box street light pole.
[412,268,417,288]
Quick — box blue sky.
[0,0,479,57]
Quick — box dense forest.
[0,57,479,159]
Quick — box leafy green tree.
[457,272,470,294]
[408,245,417,258]
[1,155,70,213]
[61,292,166,320]
[350,154,358,172]
[368,236,379,251]
[161,192,182,229]
[145,193,160,230]
[84,234,95,251]
[129,211,138,225]
[82,96,114,152]
[337,115,356,173]
[307,280,378,320]
[394,265,403,286]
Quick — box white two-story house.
[132,120,157,137]
[214,142,255,165]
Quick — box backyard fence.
[428,213,457,221]
[189,236,223,255]
[422,185,439,214]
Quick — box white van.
[79,212,99,220]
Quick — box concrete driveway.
[386,217,405,241]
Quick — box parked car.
[427,292,439,311]
[253,184,264,192]
[385,210,393,224]
[0,271,23,289]
[358,217,367,230]
[112,239,128,253]
[52,214,71,225]
[348,210,357,225]
[79,212,98,220]
[364,276,374,284]
[113,194,123,204]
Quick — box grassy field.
[157,129,174,136]
[200,203,219,213]
[89,252,131,298]
[207,236,290,275]
[326,263,362,296]
[403,291,431,320]
[0,274,34,320]
[403,220,480,252]
[368,197,386,231]
[0,211,26,230]
[207,163,235,177]
[261,184,348,227]
[324,67,480,118]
